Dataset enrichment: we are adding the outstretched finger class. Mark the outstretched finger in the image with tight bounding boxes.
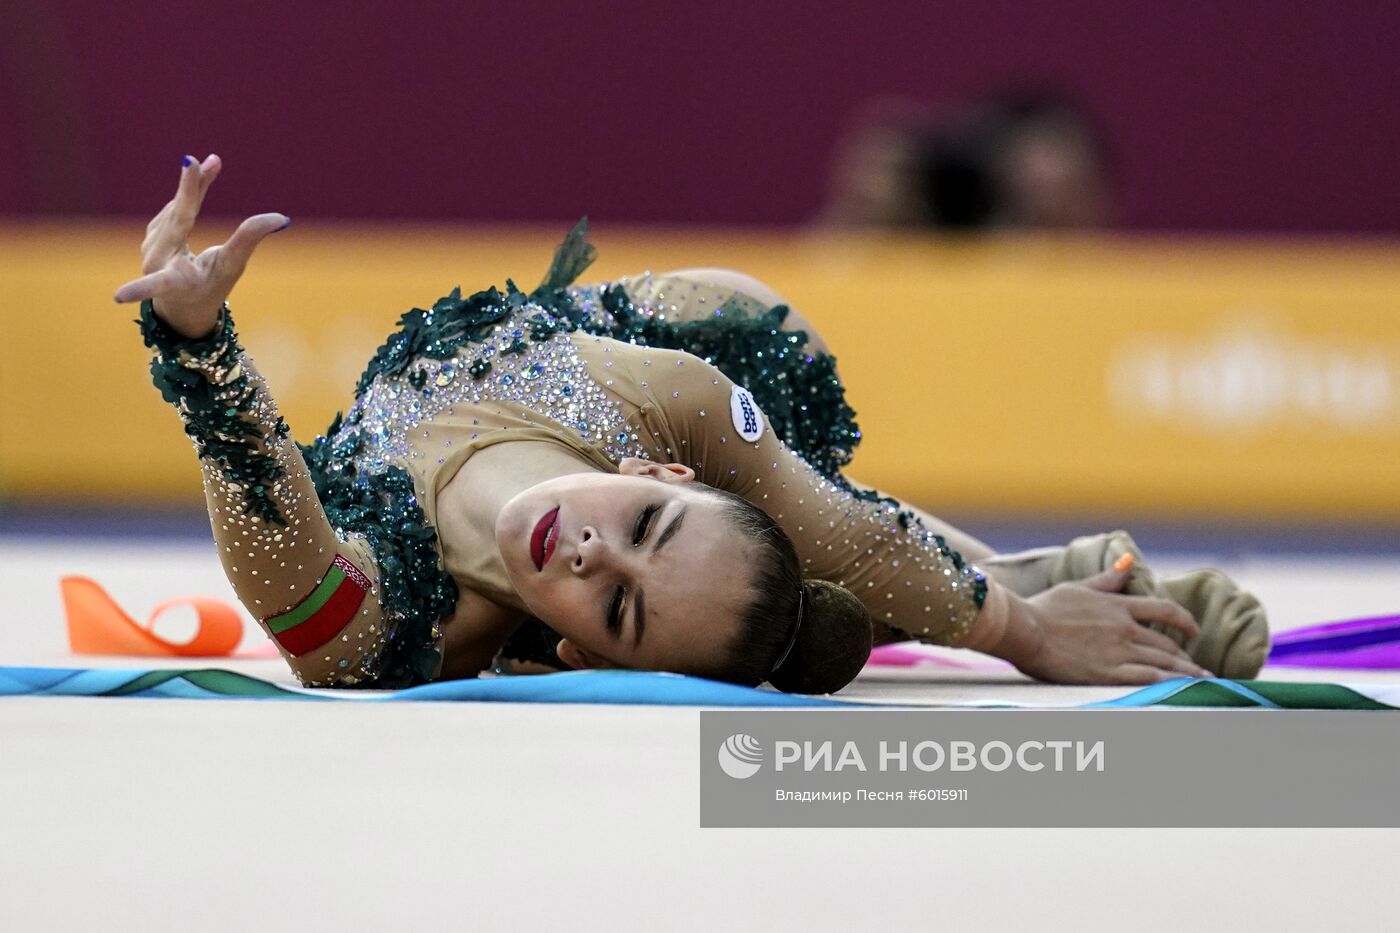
[142,155,220,259]
[144,158,201,262]
[114,267,183,304]
[1124,595,1201,641]
[1134,645,1210,679]
[195,153,223,197]
[154,155,220,257]
[1109,663,1184,686]
[214,212,290,280]
[1133,624,1197,659]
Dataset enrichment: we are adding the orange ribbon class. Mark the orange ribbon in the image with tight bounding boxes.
[61,576,246,657]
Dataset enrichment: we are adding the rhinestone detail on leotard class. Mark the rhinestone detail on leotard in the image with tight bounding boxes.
[336,314,648,472]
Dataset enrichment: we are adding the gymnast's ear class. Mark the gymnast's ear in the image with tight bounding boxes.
[618,458,695,483]
[555,638,617,671]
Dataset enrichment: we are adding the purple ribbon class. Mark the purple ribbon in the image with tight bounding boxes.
[1268,613,1400,669]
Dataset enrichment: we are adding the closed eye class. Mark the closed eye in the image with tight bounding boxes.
[610,504,662,639]
[632,504,660,546]
[606,585,625,635]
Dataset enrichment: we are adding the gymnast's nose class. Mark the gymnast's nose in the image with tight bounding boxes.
[571,525,613,576]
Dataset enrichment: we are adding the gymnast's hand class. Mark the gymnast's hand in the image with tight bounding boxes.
[1002,566,1210,685]
[113,154,289,339]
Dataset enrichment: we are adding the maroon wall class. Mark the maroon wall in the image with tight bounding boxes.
[2,0,1397,232]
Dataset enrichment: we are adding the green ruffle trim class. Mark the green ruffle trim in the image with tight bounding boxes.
[298,443,456,688]
[138,300,290,526]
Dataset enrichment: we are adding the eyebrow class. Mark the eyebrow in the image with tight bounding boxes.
[631,506,683,647]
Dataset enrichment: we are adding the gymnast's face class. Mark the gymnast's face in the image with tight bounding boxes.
[496,459,752,675]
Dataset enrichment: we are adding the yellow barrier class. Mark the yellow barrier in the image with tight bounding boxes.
[3,222,1398,521]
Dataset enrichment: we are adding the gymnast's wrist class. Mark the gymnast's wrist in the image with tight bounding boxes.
[139,299,231,356]
[960,583,1043,665]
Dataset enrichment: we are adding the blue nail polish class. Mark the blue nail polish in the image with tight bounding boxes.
[182,155,193,168]
[275,217,292,232]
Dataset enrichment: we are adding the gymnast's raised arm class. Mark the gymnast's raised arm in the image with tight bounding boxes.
[114,155,396,687]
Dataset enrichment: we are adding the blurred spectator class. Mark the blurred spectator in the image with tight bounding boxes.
[822,90,1114,231]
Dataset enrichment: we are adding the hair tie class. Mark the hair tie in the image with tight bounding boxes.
[769,585,805,675]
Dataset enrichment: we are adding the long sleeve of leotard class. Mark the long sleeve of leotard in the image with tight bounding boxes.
[138,302,395,687]
[635,349,990,646]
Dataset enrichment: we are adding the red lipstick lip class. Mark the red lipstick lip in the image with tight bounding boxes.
[530,507,560,572]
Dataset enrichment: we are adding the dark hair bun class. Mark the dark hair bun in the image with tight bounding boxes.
[768,580,873,695]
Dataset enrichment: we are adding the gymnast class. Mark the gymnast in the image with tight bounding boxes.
[114,155,1269,693]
